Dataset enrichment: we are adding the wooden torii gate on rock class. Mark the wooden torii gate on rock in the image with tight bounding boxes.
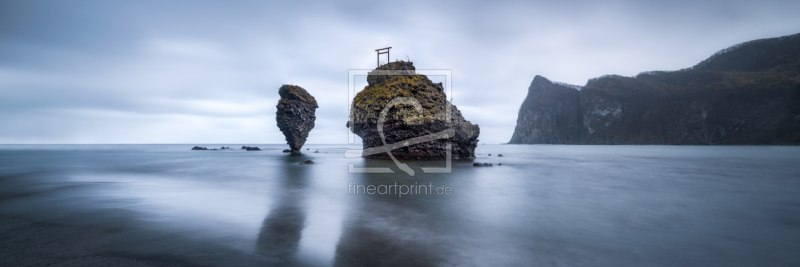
[375,47,391,67]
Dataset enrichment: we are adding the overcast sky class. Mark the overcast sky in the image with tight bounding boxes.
[1,0,799,144]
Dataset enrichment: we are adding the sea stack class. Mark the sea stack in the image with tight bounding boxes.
[348,61,480,160]
[276,85,318,154]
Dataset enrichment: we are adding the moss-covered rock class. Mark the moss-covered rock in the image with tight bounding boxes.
[348,61,480,159]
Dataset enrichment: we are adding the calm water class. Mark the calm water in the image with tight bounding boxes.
[1,144,799,266]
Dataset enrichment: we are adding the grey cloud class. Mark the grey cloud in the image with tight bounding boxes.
[1,0,799,144]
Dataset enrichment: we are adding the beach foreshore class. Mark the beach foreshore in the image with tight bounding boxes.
[0,212,273,267]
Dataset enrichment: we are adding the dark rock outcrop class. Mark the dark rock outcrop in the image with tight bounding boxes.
[276,85,318,154]
[348,61,480,159]
[191,146,209,150]
[473,162,492,167]
[245,146,261,151]
[510,33,800,145]
[299,160,314,165]
[509,76,581,144]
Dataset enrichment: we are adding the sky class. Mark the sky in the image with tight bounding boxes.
[1,0,799,144]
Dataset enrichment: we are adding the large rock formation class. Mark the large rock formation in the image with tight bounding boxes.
[276,85,318,154]
[510,33,800,145]
[348,61,480,159]
[509,76,581,144]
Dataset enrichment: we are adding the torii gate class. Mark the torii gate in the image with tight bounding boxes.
[375,47,391,67]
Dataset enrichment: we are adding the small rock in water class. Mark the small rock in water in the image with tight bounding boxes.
[313,150,319,153]
[246,146,261,151]
[498,163,502,166]
[488,154,491,156]
[241,146,247,149]
[307,148,310,150]
[472,162,492,167]
[299,160,314,165]
[282,149,291,153]
[191,146,208,150]
[498,154,503,157]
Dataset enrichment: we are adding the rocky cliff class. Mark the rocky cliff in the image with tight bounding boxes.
[348,61,480,159]
[510,33,800,145]
[276,85,318,154]
[509,76,581,144]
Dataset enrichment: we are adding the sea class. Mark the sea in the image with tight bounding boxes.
[1,144,799,266]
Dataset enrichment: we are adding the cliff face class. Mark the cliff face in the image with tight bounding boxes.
[276,85,318,154]
[510,33,800,145]
[508,76,581,144]
[348,61,480,159]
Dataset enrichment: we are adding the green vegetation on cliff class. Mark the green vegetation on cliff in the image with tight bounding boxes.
[352,61,452,125]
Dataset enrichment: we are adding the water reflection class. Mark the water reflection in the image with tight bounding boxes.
[3,145,798,266]
[333,159,456,267]
[256,155,310,264]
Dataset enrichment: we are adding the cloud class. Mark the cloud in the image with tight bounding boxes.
[1,0,799,144]
[146,39,232,59]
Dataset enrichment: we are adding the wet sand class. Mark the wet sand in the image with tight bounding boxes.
[0,212,277,267]
[0,172,276,267]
